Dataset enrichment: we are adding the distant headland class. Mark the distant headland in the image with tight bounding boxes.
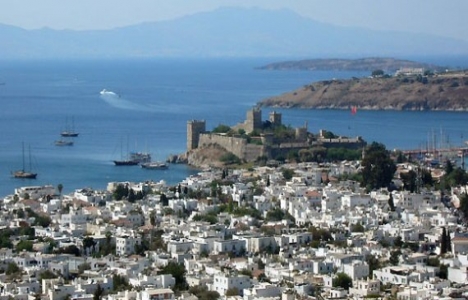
[257,59,468,111]
[256,57,446,72]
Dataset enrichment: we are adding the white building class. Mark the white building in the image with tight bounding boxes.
[141,288,175,300]
[373,266,418,285]
[342,260,369,280]
[167,240,193,254]
[15,185,55,200]
[61,207,88,226]
[116,235,142,256]
[341,193,370,209]
[349,279,380,298]
[243,283,282,300]
[213,239,246,255]
[128,274,175,289]
[211,273,251,296]
[73,188,111,205]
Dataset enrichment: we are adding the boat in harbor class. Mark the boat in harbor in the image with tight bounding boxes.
[130,152,151,164]
[113,152,151,166]
[141,161,169,170]
[13,143,37,179]
[100,89,120,97]
[113,159,139,166]
[60,116,79,137]
[55,139,74,146]
[61,130,79,137]
[113,137,139,166]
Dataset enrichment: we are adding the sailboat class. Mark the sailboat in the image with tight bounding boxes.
[129,140,151,164]
[13,143,37,179]
[141,161,169,170]
[61,116,79,137]
[55,139,74,146]
[113,137,138,166]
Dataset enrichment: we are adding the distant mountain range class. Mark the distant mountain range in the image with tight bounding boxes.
[1,7,468,59]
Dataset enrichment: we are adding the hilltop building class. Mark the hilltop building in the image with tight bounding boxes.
[395,67,425,76]
[186,108,366,163]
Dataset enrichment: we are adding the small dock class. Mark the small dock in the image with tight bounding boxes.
[402,147,468,167]
[401,147,468,156]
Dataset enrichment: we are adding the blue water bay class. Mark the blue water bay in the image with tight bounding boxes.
[0,58,466,197]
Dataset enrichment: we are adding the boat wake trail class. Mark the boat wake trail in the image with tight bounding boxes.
[99,89,153,112]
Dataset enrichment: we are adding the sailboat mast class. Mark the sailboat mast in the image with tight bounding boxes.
[28,145,32,172]
[22,142,26,172]
[127,135,130,160]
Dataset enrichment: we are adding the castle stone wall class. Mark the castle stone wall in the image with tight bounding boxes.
[318,138,366,150]
[199,134,247,159]
[243,144,264,162]
[198,133,264,161]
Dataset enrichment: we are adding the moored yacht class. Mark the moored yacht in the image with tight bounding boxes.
[141,161,168,170]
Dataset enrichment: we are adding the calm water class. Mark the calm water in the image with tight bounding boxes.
[0,58,467,197]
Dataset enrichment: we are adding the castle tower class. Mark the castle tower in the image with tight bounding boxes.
[245,108,262,133]
[295,127,308,141]
[187,120,206,151]
[269,111,282,127]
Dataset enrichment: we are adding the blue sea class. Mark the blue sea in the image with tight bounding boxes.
[0,57,467,197]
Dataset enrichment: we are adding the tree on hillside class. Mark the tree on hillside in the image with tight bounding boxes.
[420,168,434,187]
[371,69,385,77]
[360,142,396,191]
[447,168,468,187]
[189,286,220,300]
[447,229,452,252]
[57,183,63,196]
[400,170,417,192]
[458,193,468,218]
[282,168,294,180]
[158,261,187,291]
[366,254,381,277]
[113,184,128,200]
[445,160,454,174]
[160,193,168,206]
[441,227,448,255]
[333,273,352,290]
[388,193,395,211]
[389,249,401,266]
[93,284,104,300]
[212,124,231,133]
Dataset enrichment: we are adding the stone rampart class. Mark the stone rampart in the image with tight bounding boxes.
[196,133,366,162]
[198,133,264,161]
[318,138,366,150]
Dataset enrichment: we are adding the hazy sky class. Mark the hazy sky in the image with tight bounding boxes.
[2,0,467,41]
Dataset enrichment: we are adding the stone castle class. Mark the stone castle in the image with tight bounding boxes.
[187,108,366,162]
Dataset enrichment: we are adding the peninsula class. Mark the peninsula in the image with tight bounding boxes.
[258,70,468,111]
[257,57,445,72]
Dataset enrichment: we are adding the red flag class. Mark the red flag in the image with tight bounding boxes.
[351,106,357,115]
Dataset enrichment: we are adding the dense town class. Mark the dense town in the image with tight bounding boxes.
[1,141,468,300]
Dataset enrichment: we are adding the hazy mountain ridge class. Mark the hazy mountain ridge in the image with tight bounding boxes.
[257,57,446,72]
[258,73,468,111]
[1,7,468,59]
